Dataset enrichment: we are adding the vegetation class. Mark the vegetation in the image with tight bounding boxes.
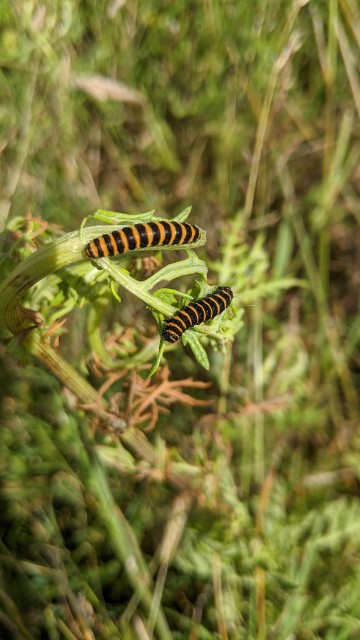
[0,1,359,638]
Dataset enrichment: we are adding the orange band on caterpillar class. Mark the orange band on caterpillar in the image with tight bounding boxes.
[85,221,201,258]
[162,286,233,343]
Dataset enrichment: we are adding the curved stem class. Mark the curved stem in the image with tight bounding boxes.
[0,223,207,435]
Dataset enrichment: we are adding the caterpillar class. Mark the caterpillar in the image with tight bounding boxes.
[162,286,234,343]
[85,221,201,258]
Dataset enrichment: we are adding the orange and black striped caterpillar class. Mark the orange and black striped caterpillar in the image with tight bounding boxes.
[162,286,234,343]
[85,221,201,258]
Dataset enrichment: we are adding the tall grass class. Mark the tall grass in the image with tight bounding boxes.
[0,1,359,638]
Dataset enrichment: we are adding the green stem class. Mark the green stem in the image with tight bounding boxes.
[100,253,208,315]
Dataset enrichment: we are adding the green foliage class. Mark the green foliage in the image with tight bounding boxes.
[1,0,360,639]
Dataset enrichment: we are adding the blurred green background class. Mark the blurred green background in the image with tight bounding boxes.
[0,1,360,639]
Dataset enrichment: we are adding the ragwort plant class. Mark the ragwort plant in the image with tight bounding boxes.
[0,206,298,428]
[0,206,297,639]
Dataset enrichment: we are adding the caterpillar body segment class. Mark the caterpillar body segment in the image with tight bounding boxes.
[162,286,234,343]
[85,221,201,258]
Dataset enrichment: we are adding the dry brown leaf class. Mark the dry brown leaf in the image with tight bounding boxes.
[73,74,144,105]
